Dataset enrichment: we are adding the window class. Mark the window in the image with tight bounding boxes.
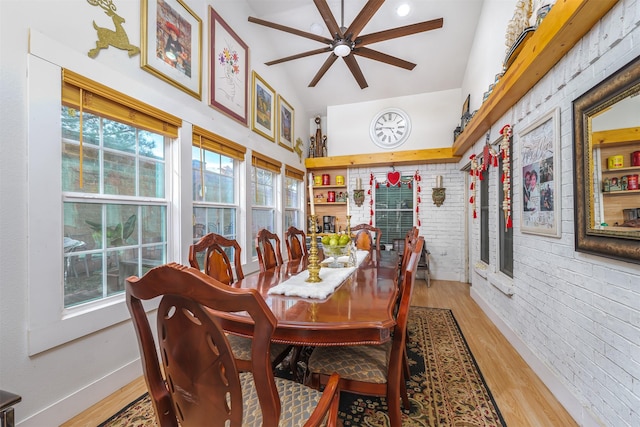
[27,62,181,354]
[284,166,304,230]
[480,167,489,264]
[374,177,414,246]
[62,108,168,308]
[251,152,281,256]
[499,146,513,277]
[191,126,245,267]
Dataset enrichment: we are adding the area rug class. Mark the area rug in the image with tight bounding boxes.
[99,307,506,426]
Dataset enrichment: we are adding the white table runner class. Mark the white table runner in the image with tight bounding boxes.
[267,250,370,299]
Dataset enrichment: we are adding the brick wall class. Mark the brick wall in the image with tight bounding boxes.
[347,164,466,282]
[467,1,640,425]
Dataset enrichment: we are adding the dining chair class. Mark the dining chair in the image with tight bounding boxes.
[189,232,244,284]
[256,228,284,272]
[307,237,424,427]
[189,232,290,372]
[126,263,341,427]
[285,226,308,261]
[350,223,382,252]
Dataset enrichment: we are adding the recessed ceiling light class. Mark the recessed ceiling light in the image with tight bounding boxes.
[310,22,323,35]
[396,3,410,17]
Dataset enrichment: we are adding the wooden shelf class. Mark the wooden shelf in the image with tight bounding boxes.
[305,147,459,169]
[452,0,618,156]
[310,202,347,205]
[313,185,347,189]
[603,189,640,196]
[592,127,640,146]
[604,166,640,173]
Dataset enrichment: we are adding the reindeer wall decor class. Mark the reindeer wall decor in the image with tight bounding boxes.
[87,0,139,58]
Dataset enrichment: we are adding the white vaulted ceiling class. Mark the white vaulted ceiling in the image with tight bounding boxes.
[245,0,485,115]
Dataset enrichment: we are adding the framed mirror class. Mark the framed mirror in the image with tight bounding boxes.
[573,54,640,264]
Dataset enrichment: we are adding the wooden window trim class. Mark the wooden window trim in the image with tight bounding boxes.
[192,125,246,161]
[252,151,281,173]
[285,165,304,181]
[62,69,181,138]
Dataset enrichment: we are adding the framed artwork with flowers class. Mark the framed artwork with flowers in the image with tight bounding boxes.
[141,0,202,99]
[209,6,249,125]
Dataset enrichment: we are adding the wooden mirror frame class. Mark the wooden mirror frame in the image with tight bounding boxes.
[573,54,640,264]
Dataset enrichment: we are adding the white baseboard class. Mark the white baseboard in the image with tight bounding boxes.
[470,287,602,427]
[18,359,142,427]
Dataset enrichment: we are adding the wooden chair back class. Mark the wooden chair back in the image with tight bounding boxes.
[285,226,308,261]
[126,263,279,426]
[399,228,420,281]
[127,263,340,427]
[306,237,423,426]
[188,233,244,284]
[351,223,382,252]
[256,229,283,272]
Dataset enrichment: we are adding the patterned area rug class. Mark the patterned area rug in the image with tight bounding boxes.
[99,307,506,426]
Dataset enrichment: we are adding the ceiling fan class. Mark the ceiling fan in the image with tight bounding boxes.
[248,0,443,89]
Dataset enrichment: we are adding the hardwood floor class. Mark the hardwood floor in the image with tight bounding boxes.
[62,279,577,426]
[412,280,577,427]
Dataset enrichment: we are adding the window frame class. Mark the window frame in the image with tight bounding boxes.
[27,56,181,355]
[480,165,490,264]
[498,142,514,277]
[284,165,305,232]
[373,174,415,246]
[191,131,242,269]
[250,151,282,258]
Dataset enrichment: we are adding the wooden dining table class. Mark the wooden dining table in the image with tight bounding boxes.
[217,250,400,347]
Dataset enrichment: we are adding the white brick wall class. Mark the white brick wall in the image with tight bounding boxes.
[347,164,466,282]
[466,1,640,425]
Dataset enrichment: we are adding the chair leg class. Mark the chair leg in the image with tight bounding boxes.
[387,386,403,427]
[403,348,410,380]
[400,376,410,411]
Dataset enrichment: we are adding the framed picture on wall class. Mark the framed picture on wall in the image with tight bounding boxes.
[277,95,294,151]
[460,94,471,130]
[251,71,276,142]
[141,0,202,99]
[209,6,249,125]
[518,108,561,237]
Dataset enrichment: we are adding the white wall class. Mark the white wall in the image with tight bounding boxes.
[462,1,640,426]
[460,0,518,114]
[0,0,305,424]
[326,89,461,156]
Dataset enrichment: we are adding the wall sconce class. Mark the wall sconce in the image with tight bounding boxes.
[353,177,364,207]
[432,175,446,207]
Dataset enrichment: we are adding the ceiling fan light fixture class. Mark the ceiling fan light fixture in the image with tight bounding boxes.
[333,40,352,57]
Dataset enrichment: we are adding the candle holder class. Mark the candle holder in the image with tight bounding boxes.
[306,215,322,283]
[353,189,365,207]
[346,215,356,267]
[432,187,446,207]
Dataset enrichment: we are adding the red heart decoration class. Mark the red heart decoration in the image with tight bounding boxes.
[387,171,400,186]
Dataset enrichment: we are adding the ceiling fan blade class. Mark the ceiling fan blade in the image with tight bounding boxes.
[343,55,368,89]
[248,16,332,44]
[357,18,444,45]
[344,0,385,39]
[313,0,342,38]
[354,47,416,70]
[309,54,339,87]
[265,47,332,66]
